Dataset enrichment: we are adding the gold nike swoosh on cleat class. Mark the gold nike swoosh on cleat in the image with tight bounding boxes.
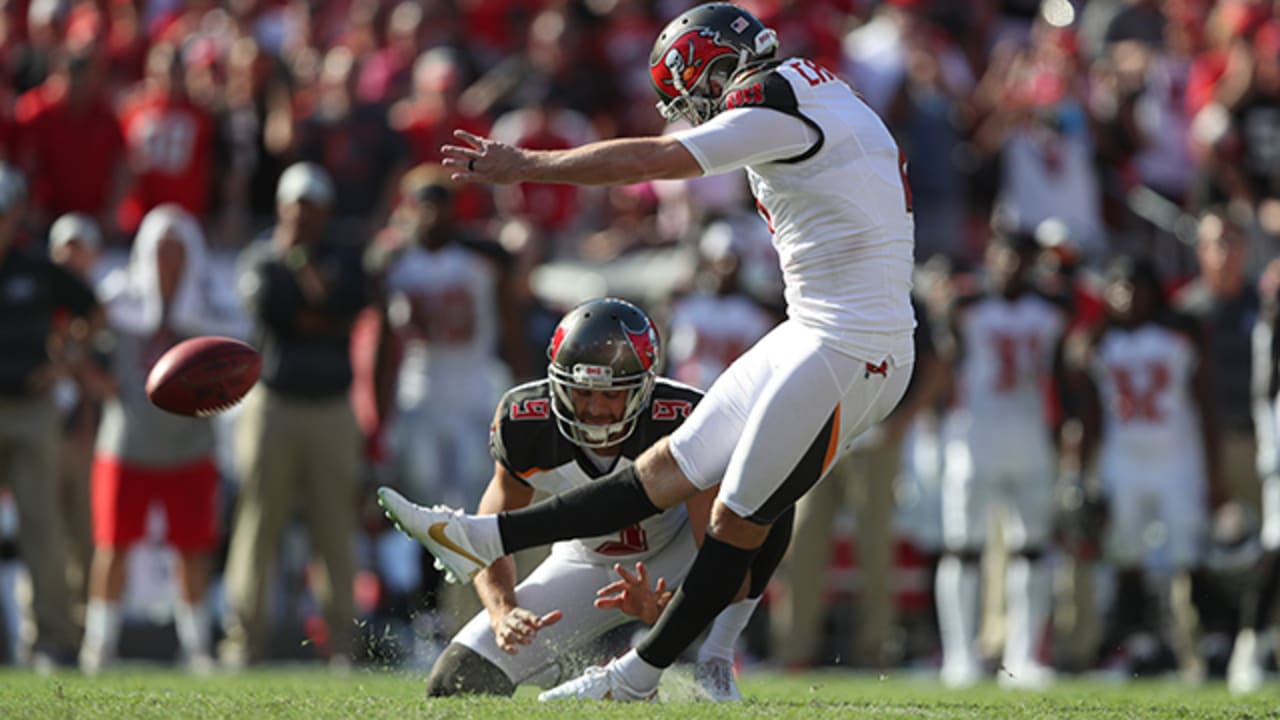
[426,522,487,569]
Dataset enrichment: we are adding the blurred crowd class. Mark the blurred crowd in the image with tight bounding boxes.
[1,0,1280,688]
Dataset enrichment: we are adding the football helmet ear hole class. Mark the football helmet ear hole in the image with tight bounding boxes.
[546,298,661,449]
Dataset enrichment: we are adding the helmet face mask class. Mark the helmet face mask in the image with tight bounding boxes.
[649,3,778,126]
[547,298,660,449]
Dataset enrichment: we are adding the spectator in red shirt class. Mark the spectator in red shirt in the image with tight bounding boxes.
[390,48,491,224]
[116,42,217,235]
[14,48,126,235]
[356,0,424,105]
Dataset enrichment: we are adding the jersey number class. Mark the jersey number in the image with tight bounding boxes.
[652,399,693,420]
[134,113,196,174]
[1111,363,1170,422]
[792,59,837,87]
[417,286,476,343]
[510,398,550,420]
[594,525,649,556]
[992,332,1042,392]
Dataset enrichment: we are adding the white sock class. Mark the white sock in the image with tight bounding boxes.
[697,596,759,663]
[83,599,121,658]
[1003,556,1049,670]
[614,648,663,692]
[467,515,505,562]
[936,555,979,668]
[1231,628,1260,670]
[174,600,211,657]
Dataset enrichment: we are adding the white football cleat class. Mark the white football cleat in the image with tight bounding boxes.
[376,487,491,583]
[940,656,983,689]
[694,658,742,701]
[1228,629,1265,695]
[78,644,112,676]
[997,661,1055,690]
[538,661,658,702]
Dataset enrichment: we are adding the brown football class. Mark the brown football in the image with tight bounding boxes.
[145,337,261,417]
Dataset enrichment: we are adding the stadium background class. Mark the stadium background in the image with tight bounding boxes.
[0,0,1279,690]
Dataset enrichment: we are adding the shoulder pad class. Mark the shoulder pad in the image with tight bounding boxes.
[491,380,575,483]
[649,379,703,423]
[721,61,797,115]
[612,379,704,458]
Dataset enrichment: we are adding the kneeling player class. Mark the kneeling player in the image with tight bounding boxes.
[395,298,790,700]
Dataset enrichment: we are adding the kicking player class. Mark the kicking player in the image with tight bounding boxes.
[380,2,914,701]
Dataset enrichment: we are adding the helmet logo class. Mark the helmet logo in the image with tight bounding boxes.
[653,28,738,95]
[731,17,749,33]
[549,325,567,360]
[572,364,613,386]
[623,321,658,371]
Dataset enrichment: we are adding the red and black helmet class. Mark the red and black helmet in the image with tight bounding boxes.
[649,3,779,126]
[547,297,661,448]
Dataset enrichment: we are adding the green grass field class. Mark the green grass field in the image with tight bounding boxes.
[2,667,1278,719]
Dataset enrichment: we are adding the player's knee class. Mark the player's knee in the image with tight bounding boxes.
[709,501,770,550]
[635,437,699,509]
[426,643,515,697]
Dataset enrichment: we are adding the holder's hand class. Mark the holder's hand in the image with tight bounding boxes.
[491,607,562,655]
[594,562,673,626]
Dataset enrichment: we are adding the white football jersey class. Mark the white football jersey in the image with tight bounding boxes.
[385,242,502,409]
[667,292,775,390]
[953,291,1067,431]
[673,57,915,364]
[1091,321,1203,461]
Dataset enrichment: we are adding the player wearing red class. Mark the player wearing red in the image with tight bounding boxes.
[14,49,124,228]
[116,43,216,234]
[78,205,244,674]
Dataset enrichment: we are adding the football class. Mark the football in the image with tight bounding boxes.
[146,337,262,417]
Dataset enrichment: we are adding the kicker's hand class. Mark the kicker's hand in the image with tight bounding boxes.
[491,607,562,655]
[441,130,526,184]
[594,562,673,626]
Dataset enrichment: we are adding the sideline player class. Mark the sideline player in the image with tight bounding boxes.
[417,297,789,700]
[1076,257,1221,683]
[935,232,1067,688]
[379,2,915,701]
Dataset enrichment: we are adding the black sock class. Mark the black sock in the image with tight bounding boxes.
[496,465,660,555]
[636,534,759,668]
[1246,550,1280,632]
[1098,568,1146,661]
[747,506,793,597]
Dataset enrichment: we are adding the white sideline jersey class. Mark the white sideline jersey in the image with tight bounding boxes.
[672,57,916,364]
[667,293,775,390]
[1091,322,1203,463]
[953,291,1067,429]
[385,242,502,409]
